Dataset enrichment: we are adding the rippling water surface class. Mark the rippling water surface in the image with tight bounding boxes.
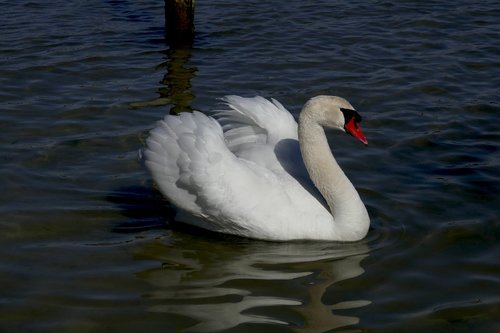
[1,1,499,332]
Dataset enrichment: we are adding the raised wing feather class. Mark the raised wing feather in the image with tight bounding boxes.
[214,95,298,153]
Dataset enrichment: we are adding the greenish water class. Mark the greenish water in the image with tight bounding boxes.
[1,0,499,332]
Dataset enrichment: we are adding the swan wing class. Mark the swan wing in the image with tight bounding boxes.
[214,95,324,204]
[145,111,327,239]
[214,95,298,154]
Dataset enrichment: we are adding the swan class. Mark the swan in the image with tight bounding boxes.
[144,95,370,241]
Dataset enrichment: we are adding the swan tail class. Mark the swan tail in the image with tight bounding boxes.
[213,95,298,152]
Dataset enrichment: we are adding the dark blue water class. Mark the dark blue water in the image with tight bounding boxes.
[1,1,499,332]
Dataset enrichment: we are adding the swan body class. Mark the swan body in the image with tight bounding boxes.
[145,95,370,241]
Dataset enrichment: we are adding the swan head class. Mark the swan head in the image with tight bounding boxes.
[302,95,368,145]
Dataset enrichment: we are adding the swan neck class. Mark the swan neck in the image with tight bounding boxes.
[298,107,369,240]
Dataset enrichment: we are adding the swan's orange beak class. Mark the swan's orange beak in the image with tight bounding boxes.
[345,118,368,145]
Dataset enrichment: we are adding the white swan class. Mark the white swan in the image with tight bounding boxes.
[144,95,370,241]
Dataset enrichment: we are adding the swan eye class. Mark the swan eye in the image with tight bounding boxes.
[340,108,362,125]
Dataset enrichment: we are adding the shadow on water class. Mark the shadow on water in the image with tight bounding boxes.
[107,185,173,233]
[108,184,247,240]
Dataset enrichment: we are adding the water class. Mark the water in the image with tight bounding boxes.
[1,0,499,332]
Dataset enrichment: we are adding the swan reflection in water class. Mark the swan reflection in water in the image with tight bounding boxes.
[134,233,370,332]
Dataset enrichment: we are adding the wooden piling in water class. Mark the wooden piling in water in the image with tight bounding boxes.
[165,0,195,45]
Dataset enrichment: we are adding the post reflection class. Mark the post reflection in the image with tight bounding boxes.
[157,47,196,114]
[129,46,195,114]
[134,235,371,332]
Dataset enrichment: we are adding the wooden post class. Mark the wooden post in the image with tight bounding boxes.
[129,1,195,111]
[165,0,195,46]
